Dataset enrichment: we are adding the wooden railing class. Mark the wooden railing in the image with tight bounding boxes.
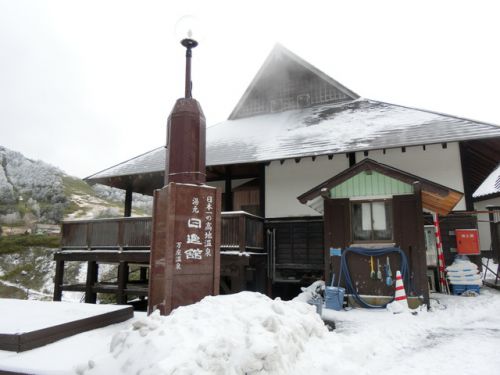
[60,211,264,252]
[220,211,264,251]
[61,217,152,249]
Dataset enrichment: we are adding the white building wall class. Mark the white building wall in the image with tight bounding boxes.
[474,197,500,252]
[356,142,466,210]
[265,155,349,218]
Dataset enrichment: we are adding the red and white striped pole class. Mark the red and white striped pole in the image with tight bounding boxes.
[432,212,449,294]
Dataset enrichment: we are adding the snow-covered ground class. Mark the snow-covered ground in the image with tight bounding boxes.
[1,289,500,374]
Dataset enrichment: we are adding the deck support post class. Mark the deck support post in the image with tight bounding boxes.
[117,261,129,304]
[85,261,98,303]
[140,267,148,282]
[53,260,64,301]
[238,214,246,253]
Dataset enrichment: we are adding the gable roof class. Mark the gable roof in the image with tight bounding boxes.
[297,158,463,216]
[473,163,500,200]
[229,44,359,119]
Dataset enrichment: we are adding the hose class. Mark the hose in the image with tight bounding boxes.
[338,246,411,308]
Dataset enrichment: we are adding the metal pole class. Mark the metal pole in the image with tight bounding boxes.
[185,47,192,98]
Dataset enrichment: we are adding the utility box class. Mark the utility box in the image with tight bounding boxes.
[455,229,480,255]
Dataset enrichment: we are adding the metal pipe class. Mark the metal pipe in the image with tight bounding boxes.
[180,38,198,98]
[185,47,192,98]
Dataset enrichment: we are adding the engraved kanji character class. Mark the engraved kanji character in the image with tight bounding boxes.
[186,233,202,245]
[188,218,202,229]
[184,248,203,260]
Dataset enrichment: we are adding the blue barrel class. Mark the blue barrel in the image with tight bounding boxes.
[325,286,345,311]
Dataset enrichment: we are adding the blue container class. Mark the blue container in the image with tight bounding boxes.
[451,284,480,295]
[324,286,345,311]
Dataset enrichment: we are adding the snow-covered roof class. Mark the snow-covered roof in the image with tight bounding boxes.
[86,99,500,181]
[85,44,500,184]
[87,146,165,180]
[473,163,500,199]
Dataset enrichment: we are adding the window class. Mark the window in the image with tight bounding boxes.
[351,200,393,242]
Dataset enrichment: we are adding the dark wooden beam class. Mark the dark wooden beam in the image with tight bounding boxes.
[224,166,233,212]
[414,182,430,308]
[348,152,356,167]
[259,163,266,218]
[124,187,132,217]
[53,260,64,301]
[85,261,98,304]
[117,262,129,304]
[459,142,475,211]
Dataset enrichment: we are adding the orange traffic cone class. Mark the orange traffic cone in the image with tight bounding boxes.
[394,270,409,309]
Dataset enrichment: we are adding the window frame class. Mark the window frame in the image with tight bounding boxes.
[350,199,394,243]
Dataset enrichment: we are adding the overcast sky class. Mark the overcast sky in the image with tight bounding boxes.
[1,0,499,178]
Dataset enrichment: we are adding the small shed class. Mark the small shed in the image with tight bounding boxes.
[298,159,463,306]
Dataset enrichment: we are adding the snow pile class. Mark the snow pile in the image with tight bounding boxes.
[2,289,500,374]
[294,289,500,375]
[293,280,325,303]
[80,292,327,375]
[446,256,482,286]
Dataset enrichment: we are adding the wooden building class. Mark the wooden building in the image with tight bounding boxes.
[473,164,500,288]
[54,44,500,306]
[473,164,500,253]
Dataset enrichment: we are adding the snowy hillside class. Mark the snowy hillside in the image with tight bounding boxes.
[0,145,152,225]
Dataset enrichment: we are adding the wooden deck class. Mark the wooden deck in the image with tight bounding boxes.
[53,211,265,305]
[0,300,132,352]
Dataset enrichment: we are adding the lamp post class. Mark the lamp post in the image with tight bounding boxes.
[148,26,221,316]
[181,33,198,99]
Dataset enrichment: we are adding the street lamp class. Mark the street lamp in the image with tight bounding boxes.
[181,32,198,99]
[175,15,201,99]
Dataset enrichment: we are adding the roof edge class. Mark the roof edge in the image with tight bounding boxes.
[84,146,165,181]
